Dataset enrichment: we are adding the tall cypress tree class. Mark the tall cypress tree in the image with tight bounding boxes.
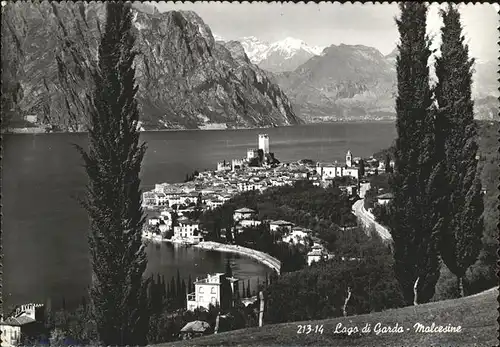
[391,2,441,305]
[225,258,233,278]
[75,2,149,345]
[434,4,484,297]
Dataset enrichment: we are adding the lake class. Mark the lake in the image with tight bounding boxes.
[2,122,396,312]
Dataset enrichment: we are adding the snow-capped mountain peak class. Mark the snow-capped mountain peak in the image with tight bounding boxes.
[269,37,324,58]
[238,36,326,71]
[239,36,271,64]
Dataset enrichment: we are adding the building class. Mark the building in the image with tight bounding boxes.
[231,159,244,171]
[377,193,394,205]
[269,220,294,232]
[247,148,258,161]
[23,115,37,123]
[187,273,238,311]
[217,161,231,171]
[282,227,310,245]
[346,150,353,167]
[359,182,371,198]
[233,207,255,222]
[240,219,262,228]
[258,134,270,154]
[179,320,211,340]
[172,218,203,244]
[343,167,359,179]
[1,304,45,347]
[307,245,328,266]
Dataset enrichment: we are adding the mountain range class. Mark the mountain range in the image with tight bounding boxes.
[237,36,325,73]
[1,2,300,131]
[2,3,496,132]
[238,36,498,122]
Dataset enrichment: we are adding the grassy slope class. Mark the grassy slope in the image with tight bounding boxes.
[156,288,498,347]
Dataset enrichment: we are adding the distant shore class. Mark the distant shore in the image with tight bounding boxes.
[194,241,281,273]
[2,120,401,135]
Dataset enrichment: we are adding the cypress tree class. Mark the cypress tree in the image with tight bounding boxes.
[359,159,365,177]
[384,154,392,173]
[170,276,176,302]
[176,270,182,306]
[161,275,167,301]
[246,279,251,298]
[181,280,187,308]
[225,259,233,278]
[188,274,193,293]
[75,2,149,345]
[391,2,441,305]
[434,4,484,297]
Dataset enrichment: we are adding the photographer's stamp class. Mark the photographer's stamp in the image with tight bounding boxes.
[1,2,497,347]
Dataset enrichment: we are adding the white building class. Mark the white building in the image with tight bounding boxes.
[258,134,270,154]
[172,218,203,244]
[359,182,371,198]
[346,150,353,167]
[269,220,294,232]
[233,208,255,222]
[240,219,262,228]
[187,273,238,311]
[307,245,328,266]
[377,193,394,205]
[24,115,37,123]
[282,227,310,245]
[1,304,44,347]
[231,159,244,171]
[247,148,258,161]
[217,161,231,171]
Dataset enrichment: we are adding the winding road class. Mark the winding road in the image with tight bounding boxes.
[352,199,392,242]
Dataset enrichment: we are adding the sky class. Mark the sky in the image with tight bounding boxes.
[151,2,498,63]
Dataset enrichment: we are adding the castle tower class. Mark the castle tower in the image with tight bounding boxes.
[258,134,269,154]
[346,150,352,167]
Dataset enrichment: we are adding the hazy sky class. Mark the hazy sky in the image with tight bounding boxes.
[152,2,498,63]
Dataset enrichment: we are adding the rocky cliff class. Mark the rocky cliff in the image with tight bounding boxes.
[1,2,300,131]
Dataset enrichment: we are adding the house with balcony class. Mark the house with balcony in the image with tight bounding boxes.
[187,273,238,311]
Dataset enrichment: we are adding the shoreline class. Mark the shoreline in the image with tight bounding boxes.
[194,241,281,273]
[2,120,400,135]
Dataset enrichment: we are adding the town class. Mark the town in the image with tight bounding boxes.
[138,134,394,310]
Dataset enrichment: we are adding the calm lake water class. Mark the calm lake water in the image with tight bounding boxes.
[2,122,396,312]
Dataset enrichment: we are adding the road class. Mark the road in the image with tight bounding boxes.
[352,199,392,242]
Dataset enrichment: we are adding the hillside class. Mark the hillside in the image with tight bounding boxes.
[1,2,300,131]
[158,287,498,347]
[272,44,397,123]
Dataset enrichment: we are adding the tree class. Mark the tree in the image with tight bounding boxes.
[188,275,193,294]
[384,154,392,173]
[246,279,251,298]
[358,159,365,177]
[390,2,441,306]
[75,3,150,345]
[225,259,233,278]
[434,4,484,297]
